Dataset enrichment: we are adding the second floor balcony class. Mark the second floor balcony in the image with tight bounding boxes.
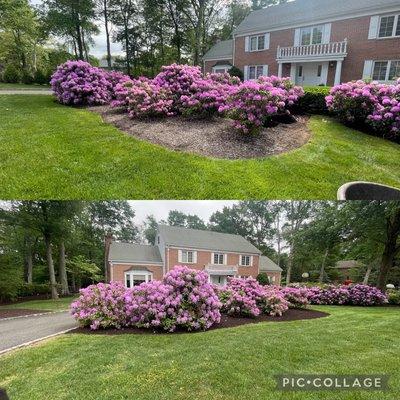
[205,264,238,275]
[277,39,348,62]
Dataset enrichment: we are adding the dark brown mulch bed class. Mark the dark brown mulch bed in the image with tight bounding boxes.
[89,105,311,160]
[0,309,50,319]
[72,308,328,336]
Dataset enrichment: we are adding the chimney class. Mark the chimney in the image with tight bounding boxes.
[104,233,114,282]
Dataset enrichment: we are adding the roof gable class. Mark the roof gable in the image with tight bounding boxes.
[109,242,162,264]
[259,256,282,272]
[203,40,233,60]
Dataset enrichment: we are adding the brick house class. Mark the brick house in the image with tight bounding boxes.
[203,0,400,86]
[106,225,282,287]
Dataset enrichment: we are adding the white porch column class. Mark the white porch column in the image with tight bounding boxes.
[334,60,343,86]
[290,63,296,83]
[278,62,283,78]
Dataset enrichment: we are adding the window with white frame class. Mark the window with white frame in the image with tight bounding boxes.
[214,68,227,74]
[300,25,324,45]
[213,253,225,265]
[125,270,153,288]
[181,250,195,263]
[250,34,266,51]
[378,14,400,38]
[373,60,400,81]
[240,255,251,266]
[248,65,264,80]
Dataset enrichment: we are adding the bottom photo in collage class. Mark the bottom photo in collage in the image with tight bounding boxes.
[0,200,399,399]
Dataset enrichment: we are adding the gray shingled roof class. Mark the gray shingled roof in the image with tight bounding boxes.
[235,0,400,35]
[109,242,162,264]
[203,40,233,60]
[259,256,282,272]
[158,225,261,254]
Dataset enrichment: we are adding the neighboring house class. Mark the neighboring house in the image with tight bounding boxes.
[334,260,362,281]
[106,225,282,286]
[203,0,400,86]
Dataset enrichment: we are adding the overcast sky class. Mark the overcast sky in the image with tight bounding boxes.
[129,201,237,225]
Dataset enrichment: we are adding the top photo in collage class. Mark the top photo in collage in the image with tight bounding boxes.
[0,0,400,200]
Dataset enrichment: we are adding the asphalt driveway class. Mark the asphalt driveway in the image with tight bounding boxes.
[0,312,77,354]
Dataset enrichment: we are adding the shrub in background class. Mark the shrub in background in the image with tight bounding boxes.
[106,70,131,100]
[347,284,388,306]
[17,283,55,297]
[228,66,244,81]
[387,289,400,305]
[34,69,49,85]
[70,282,128,330]
[259,288,289,316]
[50,60,112,105]
[2,64,21,83]
[256,272,270,286]
[296,86,330,114]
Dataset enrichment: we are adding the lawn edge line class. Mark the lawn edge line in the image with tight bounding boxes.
[0,310,69,321]
[0,327,76,356]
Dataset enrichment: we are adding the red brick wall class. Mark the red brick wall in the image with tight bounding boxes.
[111,264,163,283]
[167,248,260,278]
[233,15,400,83]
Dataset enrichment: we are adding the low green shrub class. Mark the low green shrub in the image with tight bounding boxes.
[228,66,244,81]
[2,64,21,83]
[296,86,330,114]
[387,289,400,305]
[256,272,270,286]
[34,69,49,85]
[21,71,35,84]
[17,283,54,297]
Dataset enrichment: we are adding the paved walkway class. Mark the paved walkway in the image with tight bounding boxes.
[0,311,77,354]
[0,90,52,95]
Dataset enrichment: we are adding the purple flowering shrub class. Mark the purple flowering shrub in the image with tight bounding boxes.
[106,70,131,101]
[70,282,128,330]
[306,284,387,306]
[219,76,304,135]
[51,60,112,105]
[259,288,289,317]
[326,79,400,140]
[205,72,241,86]
[280,286,309,309]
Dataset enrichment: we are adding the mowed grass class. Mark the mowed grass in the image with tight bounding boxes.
[0,296,76,311]
[0,306,399,400]
[1,95,400,199]
[0,83,50,90]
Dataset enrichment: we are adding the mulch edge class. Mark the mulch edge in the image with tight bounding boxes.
[71,308,329,336]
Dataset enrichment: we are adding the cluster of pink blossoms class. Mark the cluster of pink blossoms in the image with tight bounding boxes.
[280,286,309,309]
[326,79,400,140]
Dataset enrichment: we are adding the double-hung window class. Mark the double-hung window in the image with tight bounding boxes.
[125,271,152,288]
[300,25,324,45]
[248,65,264,80]
[213,253,225,265]
[250,34,266,51]
[373,60,400,81]
[181,250,195,263]
[378,14,400,38]
[240,255,251,266]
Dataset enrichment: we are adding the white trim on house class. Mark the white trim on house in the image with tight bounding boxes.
[244,64,268,80]
[377,13,400,38]
[211,252,227,265]
[124,270,153,287]
[167,245,260,255]
[246,33,270,52]
[178,249,197,264]
[239,254,253,267]
[212,65,231,74]
[371,59,400,82]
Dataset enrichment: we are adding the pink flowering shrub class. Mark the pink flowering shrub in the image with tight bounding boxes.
[126,79,174,119]
[219,76,304,135]
[51,60,112,105]
[347,284,388,306]
[70,282,128,330]
[326,79,400,140]
[205,72,241,86]
[280,286,309,308]
[126,266,221,332]
[106,70,131,101]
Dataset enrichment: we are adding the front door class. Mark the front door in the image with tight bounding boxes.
[296,63,326,86]
[210,275,228,286]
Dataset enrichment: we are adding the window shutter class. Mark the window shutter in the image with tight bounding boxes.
[193,251,197,264]
[294,28,301,46]
[250,256,253,266]
[263,65,269,76]
[368,16,379,39]
[211,253,214,264]
[323,23,331,44]
[178,250,182,263]
[363,60,374,79]
[224,254,227,265]
[264,33,270,49]
[244,65,248,80]
[245,36,250,52]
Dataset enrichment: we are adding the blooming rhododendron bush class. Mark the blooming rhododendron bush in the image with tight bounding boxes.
[280,286,309,309]
[125,266,221,332]
[326,79,400,140]
[70,282,128,330]
[51,60,113,105]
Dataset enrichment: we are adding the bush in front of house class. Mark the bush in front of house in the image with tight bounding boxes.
[50,60,112,105]
[70,281,128,330]
[106,70,131,100]
[2,64,21,83]
[280,286,309,309]
[347,284,388,306]
[259,288,289,316]
[326,79,400,140]
[296,86,330,114]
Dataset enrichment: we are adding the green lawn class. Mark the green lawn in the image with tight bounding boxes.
[0,83,50,90]
[1,95,400,199]
[0,296,76,311]
[0,306,399,399]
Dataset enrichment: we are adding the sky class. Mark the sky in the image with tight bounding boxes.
[128,201,237,225]
[31,0,123,58]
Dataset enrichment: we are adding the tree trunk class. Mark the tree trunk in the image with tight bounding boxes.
[103,0,112,68]
[71,273,77,293]
[377,207,400,290]
[23,235,33,284]
[275,215,281,267]
[58,240,70,296]
[319,247,329,283]
[363,264,373,285]
[124,21,131,75]
[286,247,293,285]
[75,23,84,60]
[44,234,59,300]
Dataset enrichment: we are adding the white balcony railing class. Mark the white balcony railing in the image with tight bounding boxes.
[205,264,238,275]
[277,40,348,61]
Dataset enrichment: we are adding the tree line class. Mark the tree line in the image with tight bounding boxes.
[0,0,288,82]
[2,200,398,302]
